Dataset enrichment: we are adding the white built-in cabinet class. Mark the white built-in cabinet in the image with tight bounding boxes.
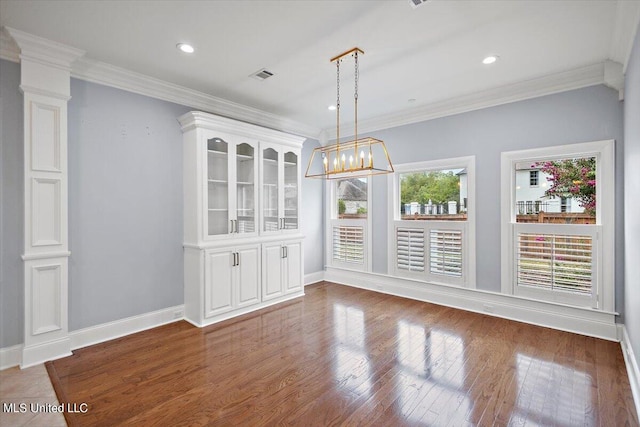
[180,111,306,327]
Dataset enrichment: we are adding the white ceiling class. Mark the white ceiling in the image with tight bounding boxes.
[0,1,636,138]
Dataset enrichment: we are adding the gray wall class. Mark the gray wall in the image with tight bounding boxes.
[624,28,640,372]
[68,79,189,330]
[363,85,625,314]
[0,59,24,348]
[301,139,325,277]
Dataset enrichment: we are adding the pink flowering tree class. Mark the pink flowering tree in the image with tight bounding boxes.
[534,157,596,216]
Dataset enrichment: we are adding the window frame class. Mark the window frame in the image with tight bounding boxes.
[388,156,476,288]
[500,140,615,312]
[326,177,372,272]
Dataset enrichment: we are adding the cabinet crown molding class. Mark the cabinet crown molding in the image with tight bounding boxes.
[179,111,306,149]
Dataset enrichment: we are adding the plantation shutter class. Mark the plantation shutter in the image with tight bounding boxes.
[429,229,463,277]
[397,227,425,272]
[516,232,593,295]
[333,225,364,264]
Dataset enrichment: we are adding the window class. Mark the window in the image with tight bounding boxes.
[389,156,476,287]
[399,168,467,219]
[529,170,539,187]
[501,140,614,310]
[329,177,370,271]
[336,178,368,219]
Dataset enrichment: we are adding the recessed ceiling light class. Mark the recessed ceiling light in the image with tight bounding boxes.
[177,43,195,54]
[482,55,498,65]
[328,105,337,111]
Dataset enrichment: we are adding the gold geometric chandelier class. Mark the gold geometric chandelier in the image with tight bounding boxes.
[305,47,394,179]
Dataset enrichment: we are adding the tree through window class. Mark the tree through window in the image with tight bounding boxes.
[399,169,467,220]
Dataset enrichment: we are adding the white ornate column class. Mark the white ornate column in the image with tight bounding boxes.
[5,28,85,367]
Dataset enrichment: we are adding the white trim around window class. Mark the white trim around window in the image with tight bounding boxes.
[387,156,476,288]
[500,139,615,312]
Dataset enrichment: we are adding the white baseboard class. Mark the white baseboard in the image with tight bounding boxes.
[0,344,22,370]
[184,291,304,328]
[621,325,640,419]
[21,338,72,369]
[1,305,185,370]
[69,305,184,351]
[325,267,619,341]
[304,271,325,286]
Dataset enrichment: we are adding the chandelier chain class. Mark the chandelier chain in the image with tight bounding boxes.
[336,59,340,109]
[354,52,359,101]
[354,51,359,153]
[336,59,340,152]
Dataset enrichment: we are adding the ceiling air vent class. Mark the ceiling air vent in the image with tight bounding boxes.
[250,68,274,81]
[408,0,428,8]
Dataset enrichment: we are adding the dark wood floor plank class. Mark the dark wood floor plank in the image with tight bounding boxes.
[45,281,639,426]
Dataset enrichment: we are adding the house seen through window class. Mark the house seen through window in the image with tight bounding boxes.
[337,178,367,219]
[515,157,596,223]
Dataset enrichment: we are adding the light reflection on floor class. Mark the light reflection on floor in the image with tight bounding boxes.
[396,321,470,424]
[332,303,372,397]
[514,353,593,427]
[327,297,611,426]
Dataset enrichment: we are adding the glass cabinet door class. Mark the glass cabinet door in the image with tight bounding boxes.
[262,148,279,232]
[236,143,255,234]
[283,151,298,230]
[207,137,229,236]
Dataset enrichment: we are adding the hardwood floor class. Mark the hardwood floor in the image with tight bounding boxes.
[47,282,638,426]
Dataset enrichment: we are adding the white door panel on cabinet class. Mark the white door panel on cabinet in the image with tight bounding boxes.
[205,250,233,317]
[237,246,260,307]
[262,243,283,300]
[285,242,302,293]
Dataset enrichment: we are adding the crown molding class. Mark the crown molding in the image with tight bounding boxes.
[71,57,321,139]
[3,26,85,70]
[604,60,625,100]
[324,62,606,140]
[610,0,640,73]
[0,28,20,63]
